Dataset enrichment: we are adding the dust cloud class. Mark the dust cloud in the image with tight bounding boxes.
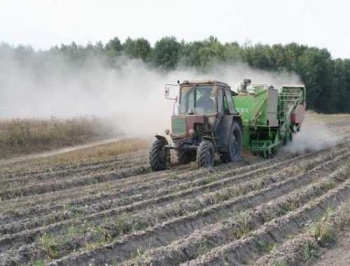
[282,115,340,154]
[0,50,302,138]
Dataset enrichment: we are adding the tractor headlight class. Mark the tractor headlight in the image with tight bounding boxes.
[188,129,195,136]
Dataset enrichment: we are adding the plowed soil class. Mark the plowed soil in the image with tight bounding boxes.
[311,228,350,266]
[1,114,350,266]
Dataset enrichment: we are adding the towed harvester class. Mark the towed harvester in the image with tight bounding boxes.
[235,84,306,158]
[149,80,306,171]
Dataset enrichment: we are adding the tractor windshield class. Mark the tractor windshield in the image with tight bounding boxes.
[179,86,216,115]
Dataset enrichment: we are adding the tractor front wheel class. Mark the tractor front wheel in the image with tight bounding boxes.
[149,139,170,171]
[197,141,215,168]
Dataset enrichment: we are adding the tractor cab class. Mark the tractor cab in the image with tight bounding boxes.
[150,80,243,171]
[179,85,216,115]
[177,80,238,115]
[169,80,239,136]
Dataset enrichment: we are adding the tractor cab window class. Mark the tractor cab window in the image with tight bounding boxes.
[224,89,237,114]
[223,94,229,113]
[179,86,216,115]
[218,87,236,114]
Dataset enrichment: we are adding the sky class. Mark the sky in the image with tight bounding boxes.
[0,0,349,59]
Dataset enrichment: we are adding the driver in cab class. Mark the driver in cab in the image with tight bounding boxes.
[196,88,215,113]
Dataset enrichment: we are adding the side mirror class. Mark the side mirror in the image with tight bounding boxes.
[165,84,179,100]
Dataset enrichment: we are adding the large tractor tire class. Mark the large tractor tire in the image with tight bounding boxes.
[149,139,170,171]
[177,149,196,165]
[220,121,243,163]
[196,140,215,168]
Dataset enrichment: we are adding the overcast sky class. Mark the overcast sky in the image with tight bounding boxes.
[0,0,349,59]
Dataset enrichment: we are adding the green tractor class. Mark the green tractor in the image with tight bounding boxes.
[149,80,306,171]
[150,80,243,171]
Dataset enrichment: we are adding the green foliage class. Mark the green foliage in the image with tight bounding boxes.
[105,37,122,51]
[230,212,253,238]
[303,242,316,259]
[39,233,60,259]
[153,36,181,69]
[123,37,151,61]
[312,208,337,246]
[271,261,288,266]
[201,175,217,185]
[180,36,225,69]
[256,241,275,253]
[3,36,350,114]
[32,260,46,266]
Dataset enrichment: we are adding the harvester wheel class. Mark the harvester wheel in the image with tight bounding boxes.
[220,121,243,163]
[149,139,170,171]
[262,151,268,159]
[197,141,215,168]
[177,149,196,165]
[271,147,278,157]
[283,132,293,145]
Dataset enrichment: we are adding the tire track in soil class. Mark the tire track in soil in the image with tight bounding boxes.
[0,115,345,179]
[0,123,348,196]
[0,122,349,265]
[0,151,147,180]
[0,162,192,213]
[255,206,350,266]
[0,149,148,182]
[121,165,349,266]
[0,146,347,264]
[0,127,348,204]
[0,141,342,214]
[42,149,350,266]
[0,145,345,235]
[0,155,149,188]
[0,148,301,217]
[186,179,350,266]
[0,164,151,200]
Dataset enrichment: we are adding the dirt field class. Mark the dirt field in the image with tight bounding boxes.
[310,227,350,266]
[1,114,350,266]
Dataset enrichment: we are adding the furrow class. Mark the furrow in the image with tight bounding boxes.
[0,144,340,224]
[0,151,147,180]
[122,164,349,266]
[44,150,350,265]
[0,165,150,200]
[186,178,350,266]
[1,146,344,236]
[0,156,149,189]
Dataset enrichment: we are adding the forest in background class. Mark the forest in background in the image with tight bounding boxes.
[1,36,350,114]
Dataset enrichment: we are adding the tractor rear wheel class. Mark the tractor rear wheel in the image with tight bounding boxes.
[177,149,196,165]
[197,141,215,168]
[149,139,170,171]
[220,121,243,163]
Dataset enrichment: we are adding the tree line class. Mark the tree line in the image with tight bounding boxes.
[1,36,350,113]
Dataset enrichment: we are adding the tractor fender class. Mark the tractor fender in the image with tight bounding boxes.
[233,116,243,132]
[155,135,169,145]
